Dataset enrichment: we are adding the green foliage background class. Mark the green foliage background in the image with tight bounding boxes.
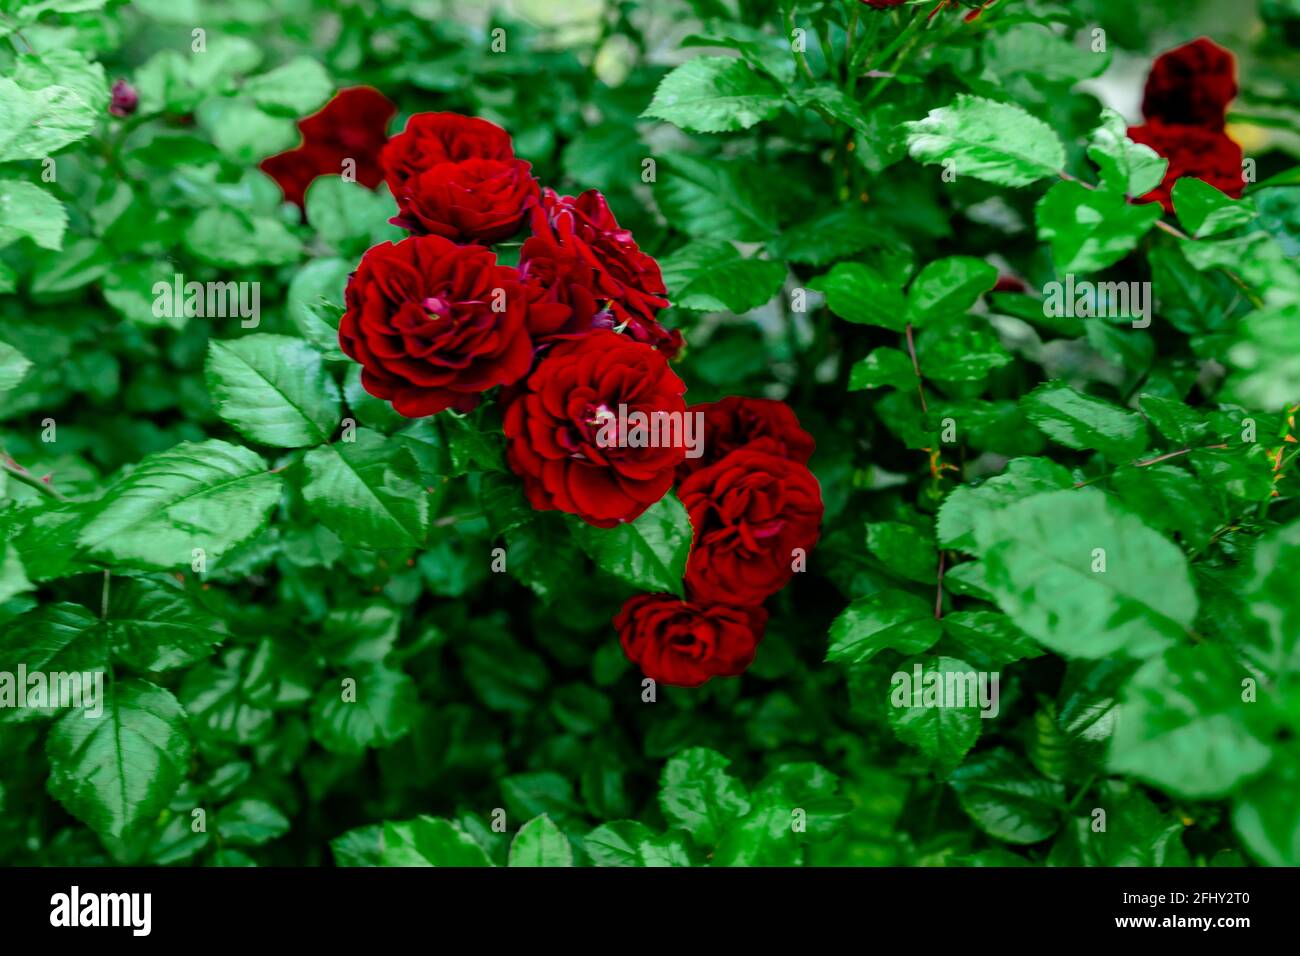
[1,0,1299,867]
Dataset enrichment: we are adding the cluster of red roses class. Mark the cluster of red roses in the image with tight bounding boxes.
[262,98,822,688]
[1127,37,1244,212]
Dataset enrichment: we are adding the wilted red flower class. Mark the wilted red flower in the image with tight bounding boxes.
[502,330,687,528]
[1142,37,1237,130]
[260,87,397,208]
[676,396,815,482]
[614,594,766,687]
[339,235,533,417]
[1127,121,1244,213]
[680,449,823,606]
[381,112,539,244]
[529,189,680,357]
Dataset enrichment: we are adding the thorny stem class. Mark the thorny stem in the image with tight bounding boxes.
[1073,443,1232,488]
[903,322,928,414]
[1,451,67,501]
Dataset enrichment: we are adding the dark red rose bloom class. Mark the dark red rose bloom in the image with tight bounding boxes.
[502,330,687,528]
[1127,121,1244,213]
[993,274,1027,293]
[680,449,823,606]
[339,235,533,417]
[1142,37,1237,130]
[676,396,815,482]
[614,594,766,688]
[528,188,680,357]
[109,79,138,117]
[381,112,538,244]
[380,112,514,180]
[260,87,397,208]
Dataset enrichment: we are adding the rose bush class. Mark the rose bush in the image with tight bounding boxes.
[0,0,1297,873]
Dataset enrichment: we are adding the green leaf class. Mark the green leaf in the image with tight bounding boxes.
[941,610,1044,667]
[810,262,907,331]
[77,439,284,571]
[1223,302,1300,411]
[244,56,332,115]
[206,334,342,448]
[848,347,915,391]
[299,430,430,549]
[886,655,983,775]
[904,95,1066,188]
[45,679,191,841]
[982,23,1109,85]
[950,748,1064,844]
[216,798,291,846]
[974,488,1195,659]
[1050,781,1189,866]
[1020,381,1149,462]
[106,577,226,673]
[866,522,936,584]
[1036,181,1162,272]
[937,456,1075,552]
[916,319,1011,381]
[1233,758,1300,867]
[658,241,786,313]
[1087,108,1167,197]
[767,206,876,266]
[827,590,941,666]
[1138,393,1209,445]
[659,747,751,846]
[310,663,418,755]
[305,177,399,256]
[1172,177,1257,239]
[185,207,301,268]
[0,603,106,720]
[0,540,32,604]
[379,817,493,866]
[0,77,96,162]
[1108,644,1271,798]
[642,56,784,133]
[569,493,692,596]
[583,821,693,866]
[508,814,573,866]
[0,341,34,394]
[287,257,350,361]
[0,180,68,251]
[905,256,998,325]
[656,154,778,241]
[198,96,297,164]
[1244,519,1300,674]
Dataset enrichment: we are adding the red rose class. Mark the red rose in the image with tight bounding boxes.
[614,594,766,687]
[339,235,534,417]
[1127,121,1244,213]
[677,396,815,482]
[260,87,397,208]
[502,330,687,528]
[528,189,680,357]
[1142,37,1237,130]
[382,112,538,244]
[680,449,823,606]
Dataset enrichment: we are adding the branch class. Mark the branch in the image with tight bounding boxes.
[1,452,67,501]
